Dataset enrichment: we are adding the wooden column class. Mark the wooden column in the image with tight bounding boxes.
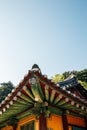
[84,117,87,129]
[39,113,47,130]
[62,111,68,130]
[13,125,17,130]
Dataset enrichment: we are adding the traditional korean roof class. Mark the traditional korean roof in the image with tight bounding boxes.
[0,64,87,127]
[58,75,87,100]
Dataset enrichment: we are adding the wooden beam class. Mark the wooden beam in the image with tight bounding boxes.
[25,88,35,100]
[45,85,49,101]
[50,90,55,103]
[48,106,62,115]
[20,94,34,103]
[53,96,62,105]
[31,84,43,102]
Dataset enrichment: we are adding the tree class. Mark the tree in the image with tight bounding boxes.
[63,69,87,82]
[52,74,64,83]
[0,81,14,103]
[63,71,77,79]
[77,69,87,82]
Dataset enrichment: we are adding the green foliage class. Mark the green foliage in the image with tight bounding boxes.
[77,69,87,82]
[0,81,14,103]
[63,71,77,79]
[78,80,87,89]
[63,69,87,82]
[52,74,64,83]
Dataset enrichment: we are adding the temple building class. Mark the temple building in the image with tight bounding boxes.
[0,64,87,130]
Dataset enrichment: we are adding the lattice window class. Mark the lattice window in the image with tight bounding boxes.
[72,126,86,130]
[20,121,34,130]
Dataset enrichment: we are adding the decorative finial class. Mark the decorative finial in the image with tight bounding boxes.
[32,64,39,69]
[31,64,41,73]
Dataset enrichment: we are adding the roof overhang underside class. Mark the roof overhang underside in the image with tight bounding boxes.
[0,71,87,127]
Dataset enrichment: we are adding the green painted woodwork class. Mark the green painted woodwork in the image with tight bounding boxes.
[50,90,55,103]
[16,99,32,105]
[60,103,74,109]
[56,99,67,106]
[17,109,33,119]
[20,94,34,104]
[0,75,87,127]
[53,96,62,104]
[31,84,44,102]
[48,106,62,115]
[45,86,49,101]
[25,88,35,100]
[37,84,44,100]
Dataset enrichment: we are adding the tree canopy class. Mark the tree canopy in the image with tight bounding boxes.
[0,81,14,103]
[52,74,64,83]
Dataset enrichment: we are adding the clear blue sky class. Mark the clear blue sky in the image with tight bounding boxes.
[0,0,87,85]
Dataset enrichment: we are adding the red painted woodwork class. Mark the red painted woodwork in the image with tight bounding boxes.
[62,112,68,130]
[39,113,47,130]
